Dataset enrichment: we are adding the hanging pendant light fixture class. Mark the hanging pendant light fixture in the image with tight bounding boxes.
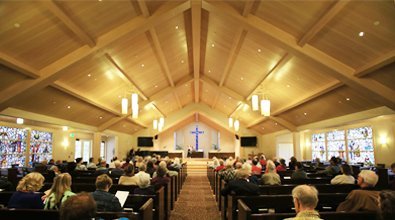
[251,95,259,111]
[261,99,271,116]
[234,119,240,132]
[131,93,139,118]
[153,119,158,130]
[228,117,234,128]
[121,98,128,115]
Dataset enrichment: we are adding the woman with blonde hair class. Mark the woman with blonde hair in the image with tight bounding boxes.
[8,172,45,209]
[44,173,75,210]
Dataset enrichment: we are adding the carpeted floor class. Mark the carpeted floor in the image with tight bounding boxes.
[170,175,221,220]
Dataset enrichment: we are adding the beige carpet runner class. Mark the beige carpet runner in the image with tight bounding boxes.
[170,175,220,220]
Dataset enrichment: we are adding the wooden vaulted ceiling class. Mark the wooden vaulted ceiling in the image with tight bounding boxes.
[0,0,394,135]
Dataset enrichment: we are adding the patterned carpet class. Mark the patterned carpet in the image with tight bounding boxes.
[170,175,221,220]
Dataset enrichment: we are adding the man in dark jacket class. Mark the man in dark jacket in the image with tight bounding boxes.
[91,174,122,212]
[221,167,259,196]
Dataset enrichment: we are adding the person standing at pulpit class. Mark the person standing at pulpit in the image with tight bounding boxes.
[187,145,192,158]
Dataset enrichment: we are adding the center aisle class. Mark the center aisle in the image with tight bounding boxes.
[170,175,220,220]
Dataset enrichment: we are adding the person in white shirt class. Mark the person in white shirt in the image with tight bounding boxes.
[331,164,355,185]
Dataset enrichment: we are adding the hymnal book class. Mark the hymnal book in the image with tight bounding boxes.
[115,190,129,207]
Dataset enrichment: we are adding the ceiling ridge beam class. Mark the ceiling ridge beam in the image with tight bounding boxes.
[202,0,395,109]
[354,50,395,77]
[41,0,96,47]
[269,116,296,132]
[151,103,166,117]
[247,80,343,128]
[0,52,40,78]
[246,53,292,100]
[191,0,202,103]
[297,0,349,47]
[229,102,244,118]
[104,53,148,100]
[136,0,150,17]
[125,117,148,128]
[52,81,120,116]
[242,0,255,17]
[0,1,190,112]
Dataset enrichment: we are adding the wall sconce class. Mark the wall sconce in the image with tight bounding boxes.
[16,118,24,124]
[379,135,387,145]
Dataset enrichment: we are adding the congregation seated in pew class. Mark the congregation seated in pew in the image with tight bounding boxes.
[91,174,122,212]
[261,160,281,185]
[284,185,321,220]
[44,173,75,210]
[118,165,139,186]
[330,164,355,185]
[8,172,45,209]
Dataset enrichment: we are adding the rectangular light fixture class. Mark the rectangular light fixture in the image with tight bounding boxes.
[234,119,240,132]
[228,117,233,128]
[153,120,158,130]
[121,98,128,115]
[261,99,271,116]
[251,95,259,111]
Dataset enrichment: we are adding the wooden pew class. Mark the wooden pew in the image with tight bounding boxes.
[281,177,331,185]
[0,198,153,220]
[226,193,348,220]
[257,184,358,195]
[237,199,378,220]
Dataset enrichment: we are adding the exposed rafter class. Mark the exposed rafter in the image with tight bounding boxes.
[191,0,202,103]
[229,102,244,118]
[297,0,349,47]
[242,0,255,17]
[41,0,96,47]
[200,76,245,102]
[247,80,344,127]
[0,1,190,112]
[246,53,292,100]
[202,0,395,109]
[354,50,395,77]
[0,52,40,78]
[269,116,297,132]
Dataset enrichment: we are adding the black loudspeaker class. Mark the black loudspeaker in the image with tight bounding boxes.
[154,135,158,140]
[235,134,239,140]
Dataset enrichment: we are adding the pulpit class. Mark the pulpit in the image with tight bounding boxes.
[191,151,204,158]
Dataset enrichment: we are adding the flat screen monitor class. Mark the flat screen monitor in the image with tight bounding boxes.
[137,137,154,147]
[240,136,257,147]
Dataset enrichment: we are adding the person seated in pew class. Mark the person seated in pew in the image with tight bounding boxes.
[44,173,75,210]
[96,160,109,174]
[8,172,45,209]
[289,156,298,170]
[221,166,259,196]
[74,158,87,171]
[137,163,154,180]
[276,158,287,172]
[292,162,307,180]
[251,159,262,175]
[379,190,395,220]
[60,192,96,220]
[215,159,225,172]
[134,173,155,195]
[261,160,281,185]
[119,164,139,186]
[86,157,97,169]
[219,159,236,183]
[146,160,156,177]
[389,162,395,190]
[91,174,122,212]
[242,163,259,185]
[110,161,124,177]
[151,166,170,191]
[330,164,355,185]
[284,185,322,220]
[121,158,131,169]
[336,170,379,212]
[317,156,340,177]
[153,161,178,178]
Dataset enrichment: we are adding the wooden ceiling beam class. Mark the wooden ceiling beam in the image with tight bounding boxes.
[136,0,150,17]
[0,52,41,78]
[191,0,202,103]
[246,53,292,100]
[242,0,255,17]
[41,0,96,47]
[98,116,128,132]
[52,81,120,116]
[354,50,395,77]
[269,116,297,132]
[0,1,190,112]
[247,80,344,128]
[229,102,244,118]
[202,0,395,109]
[297,0,349,47]
[104,53,148,100]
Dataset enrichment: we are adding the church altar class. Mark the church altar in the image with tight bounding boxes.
[190,151,204,158]
[208,152,235,159]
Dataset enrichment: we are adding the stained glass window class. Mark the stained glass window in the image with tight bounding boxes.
[30,130,53,166]
[0,126,27,168]
[347,127,374,165]
[327,130,346,161]
[312,133,326,161]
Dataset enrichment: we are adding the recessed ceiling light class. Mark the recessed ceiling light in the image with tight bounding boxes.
[275,123,278,126]
[373,21,380,26]
[87,74,91,77]
[180,60,184,64]
[118,95,121,98]
[175,25,179,29]
[98,0,102,2]
[358,32,364,37]
[122,124,126,127]
[67,105,71,109]
[228,97,232,99]
[261,127,265,130]
[52,101,57,104]
[211,43,215,47]
[346,98,350,101]
[154,85,158,88]
[99,116,103,119]
[304,112,307,116]
[205,90,208,93]
[286,84,291,88]
[14,23,20,28]
[338,100,342,104]
[141,64,145,68]
[62,126,68,131]
[257,49,261,53]
[240,77,244,81]
[208,70,211,73]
